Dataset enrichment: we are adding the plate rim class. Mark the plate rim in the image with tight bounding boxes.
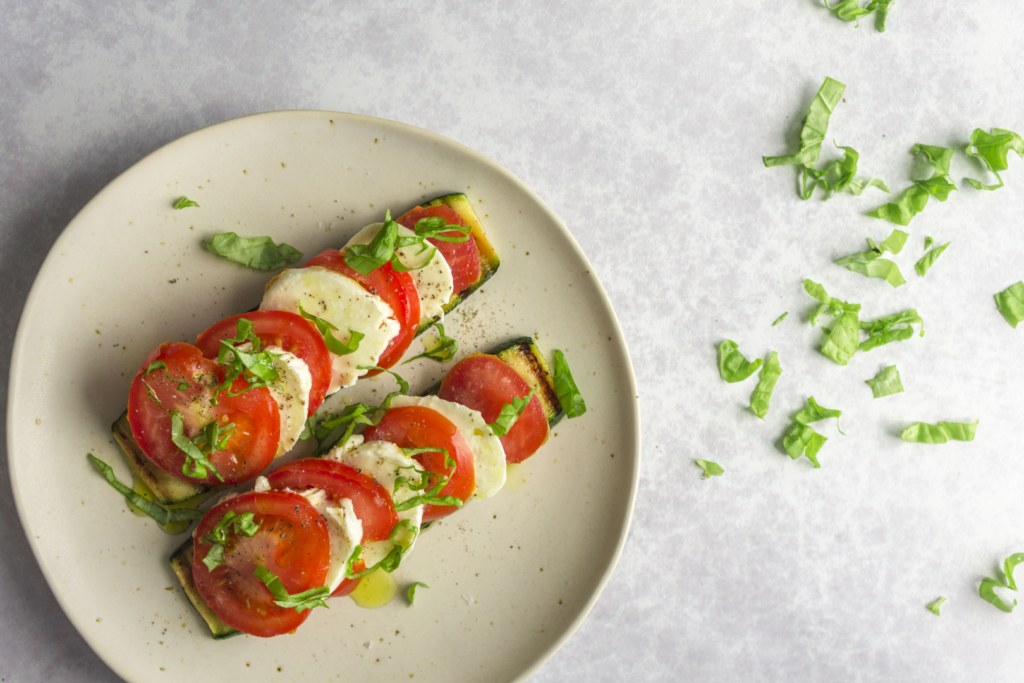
[6,109,642,683]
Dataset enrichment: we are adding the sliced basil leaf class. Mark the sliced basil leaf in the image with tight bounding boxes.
[403,322,458,364]
[694,459,724,478]
[860,309,924,352]
[924,236,934,251]
[717,340,764,382]
[965,128,1024,190]
[344,212,398,275]
[925,597,946,616]
[878,229,909,254]
[900,420,978,444]
[357,365,409,395]
[825,0,893,31]
[204,232,302,271]
[174,196,199,209]
[552,350,587,417]
[835,248,905,288]
[995,281,1024,328]
[254,565,330,613]
[803,280,861,327]
[763,77,845,170]
[867,144,957,226]
[771,312,788,326]
[749,351,782,419]
[865,365,903,398]
[141,379,162,408]
[794,396,843,434]
[489,386,538,437]
[783,423,826,469]
[820,310,860,365]
[1005,553,1024,591]
[915,242,950,277]
[87,454,204,526]
[407,582,429,605]
[979,577,1016,613]
[800,143,888,200]
[202,543,226,571]
[345,520,419,578]
[414,216,472,242]
[298,302,363,356]
[169,411,224,482]
[145,361,168,375]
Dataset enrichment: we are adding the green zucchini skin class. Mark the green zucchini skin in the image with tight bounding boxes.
[112,412,209,506]
[169,539,241,639]
[423,337,564,428]
[415,193,500,335]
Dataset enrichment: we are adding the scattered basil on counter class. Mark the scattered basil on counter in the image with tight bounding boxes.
[900,420,978,444]
[915,242,950,277]
[694,459,724,478]
[965,128,1024,191]
[718,340,764,382]
[865,365,903,398]
[771,312,788,326]
[866,144,957,226]
[995,281,1024,328]
[824,0,893,31]
[926,597,946,616]
[750,351,782,419]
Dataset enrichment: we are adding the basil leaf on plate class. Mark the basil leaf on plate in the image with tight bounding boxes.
[552,350,587,417]
[205,232,302,270]
[86,454,204,526]
[254,565,330,613]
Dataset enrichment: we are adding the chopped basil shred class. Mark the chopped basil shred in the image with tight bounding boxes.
[394,452,463,511]
[978,553,1024,613]
[824,0,893,31]
[924,236,934,251]
[86,454,204,525]
[783,423,828,469]
[169,411,226,482]
[965,128,1023,191]
[488,385,538,437]
[749,351,782,419]
[145,361,168,375]
[865,365,903,398]
[173,196,199,209]
[926,597,946,616]
[762,77,886,200]
[860,310,924,352]
[901,420,978,444]
[297,302,364,356]
[403,321,458,364]
[771,312,788,326]
[995,282,1024,328]
[694,459,724,478]
[305,367,409,456]
[254,565,330,613]
[345,212,399,275]
[210,318,281,405]
[201,511,260,571]
[204,232,302,271]
[552,350,587,418]
[834,232,907,288]
[867,144,957,226]
[343,211,468,276]
[795,396,844,434]
[718,340,763,382]
[915,242,950,277]
[407,582,429,605]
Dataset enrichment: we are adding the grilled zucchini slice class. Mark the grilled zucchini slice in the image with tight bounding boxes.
[112,412,207,506]
[170,539,241,639]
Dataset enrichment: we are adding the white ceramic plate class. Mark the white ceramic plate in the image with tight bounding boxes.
[7,111,639,683]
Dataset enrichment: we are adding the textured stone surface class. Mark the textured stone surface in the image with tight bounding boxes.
[4,1,1024,681]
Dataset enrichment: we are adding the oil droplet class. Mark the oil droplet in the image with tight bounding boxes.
[128,474,210,535]
[351,569,397,609]
[503,462,529,492]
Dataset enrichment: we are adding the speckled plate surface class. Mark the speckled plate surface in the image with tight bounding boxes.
[7,111,639,683]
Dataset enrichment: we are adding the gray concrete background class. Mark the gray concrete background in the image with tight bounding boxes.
[5,2,1024,681]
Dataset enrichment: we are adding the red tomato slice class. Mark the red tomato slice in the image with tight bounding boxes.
[363,405,475,523]
[194,310,331,416]
[192,491,331,638]
[127,342,280,485]
[437,354,550,464]
[396,205,481,294]
[304,249,420,373]
[265,458,400,542]
[331,563,362,598]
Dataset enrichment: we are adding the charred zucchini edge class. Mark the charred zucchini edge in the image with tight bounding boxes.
[169,539,241,639]
[112,412,209,505]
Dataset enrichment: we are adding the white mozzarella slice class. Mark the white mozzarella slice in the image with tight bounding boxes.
[388,395,507,499]
[261,482,364,594]
[321,500,363,593]
[264,346,312,457]
[326,438,425,553]
[345,222,454,323]
[260,267,400,393]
